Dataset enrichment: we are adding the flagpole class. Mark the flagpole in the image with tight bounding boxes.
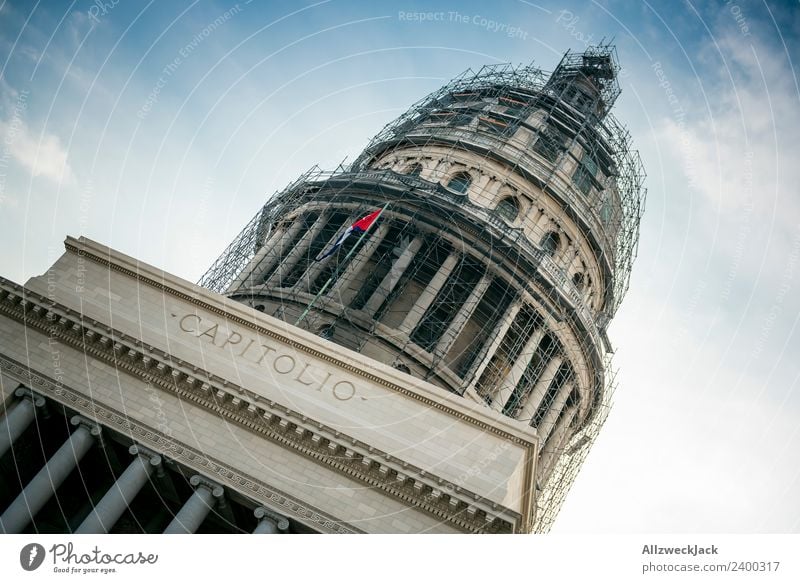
[295,201,390,327]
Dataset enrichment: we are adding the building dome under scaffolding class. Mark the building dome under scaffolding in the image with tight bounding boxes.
[199,45,645,532]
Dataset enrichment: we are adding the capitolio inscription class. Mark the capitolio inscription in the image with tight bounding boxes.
[173,313,364,401]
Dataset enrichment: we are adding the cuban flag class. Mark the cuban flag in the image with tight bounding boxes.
[315,208,383,261]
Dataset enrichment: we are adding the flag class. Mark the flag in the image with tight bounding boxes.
[315,208,383,261]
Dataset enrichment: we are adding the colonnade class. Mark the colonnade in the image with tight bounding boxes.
[0,390,289,534]
[231,210,581,447]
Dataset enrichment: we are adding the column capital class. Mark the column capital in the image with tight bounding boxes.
[128,444,163,471]
[70,415,102,438]
[13,387,45,408]
[189,474,224,498]
[254,507,290,531]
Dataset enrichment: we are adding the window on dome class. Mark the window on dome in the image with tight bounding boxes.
[532,126,567,162]
[540,231,560,256]
[495,197,519,222]
[318,325,334,340]
[573,153,599,195]
[446,172,472,194]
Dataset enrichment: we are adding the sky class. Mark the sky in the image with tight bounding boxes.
[0,0,798,534]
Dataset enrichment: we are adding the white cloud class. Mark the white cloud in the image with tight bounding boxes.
[656,32,799,219]
[0,116,75,185]
[651,31,800,303]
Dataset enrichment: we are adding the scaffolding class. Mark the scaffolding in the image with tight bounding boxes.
[198,45,645,533]
[349,44,644,317]
[198,165,329,294]
[533,354,617,532]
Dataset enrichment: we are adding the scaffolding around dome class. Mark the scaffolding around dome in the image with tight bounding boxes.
[350,45,644,318]
[198,45,644,532]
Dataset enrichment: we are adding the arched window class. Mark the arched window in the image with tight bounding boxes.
[572,272,585,291]
[494,197,519,222]
[446,172,472,194]
[254,304,265,312]
[406,163,423,177]
[540,231,560,256]
[600,200,613,225]
[573,153,598,195]
[317,325,334,340]
[532,126,566,163]
[393,362,411,374]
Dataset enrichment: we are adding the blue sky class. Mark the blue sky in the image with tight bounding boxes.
[1,0,798,533]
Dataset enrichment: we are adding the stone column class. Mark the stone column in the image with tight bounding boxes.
[0,416,100,534]
[433,272,492,358]
[534,381,574,442]
[491,328,545,413]
[399,253,460,335]
[329,222,391,301]
[296,213,359,291]
[163,475,223,534]
[465,300,522,391]
[75,445,162,534]
[516,355,564,422]
[229,221,294,290]
[537,405,578,482]
[0,388,45,458]
[252,507,290,534]
[361,235,422,316]
[264,213,327,289]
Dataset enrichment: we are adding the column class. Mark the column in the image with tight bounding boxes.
[361,235,422,315]
[399,253,460,335]
[491,328,545,413]
[252,507,290,534]
[516,356,564,421]
[296,213,358,291]
[533,381,574,442]
[0,388,45,458]
[465,300,522,391]
[163,475,223,534]
[229,221,293,290]
[0,416,100,534]
[75,445,162,534]
[537,405,578,482]
[434,272,492,358]
[328,222,391,302]
[264,213,327,289]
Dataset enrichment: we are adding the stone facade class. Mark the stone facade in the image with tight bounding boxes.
[0,237,537,533]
